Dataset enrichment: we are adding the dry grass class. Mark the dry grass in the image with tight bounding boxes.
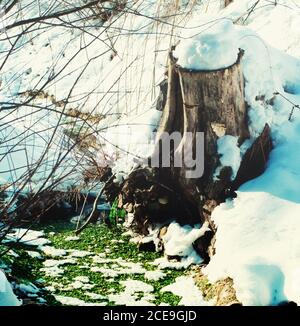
[191,266,240,306]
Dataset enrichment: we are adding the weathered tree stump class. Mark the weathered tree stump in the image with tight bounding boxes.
[152,50,249,221]
[104,48,272,261]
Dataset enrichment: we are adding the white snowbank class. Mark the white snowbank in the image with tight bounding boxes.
[0,271,21,306]
[74,276,90,284]
[205,191,300,305]
[161,276,211,306]
[41,266,64,278]
[18,282,39,295]
[26,251,43,259]
[153,254,203,270]
[65,281,95,291]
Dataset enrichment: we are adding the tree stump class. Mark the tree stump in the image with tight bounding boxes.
[152,50,249,223]
[105,48,272,260]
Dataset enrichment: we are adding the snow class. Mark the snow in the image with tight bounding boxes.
[26,251,43,259]
[68,250,92,258]
[43,258,77,268]
[85,292,106,301]
[40,266,64,278]
[41,246,67,257]
[54,295,107,306]
[90,260,147,278]
[37,297,47,304]
[153,253,203,270]
[1,0,300,307]
[174,20,239,70]
[204,190,300,306]
[176,0,300,307]
[74,276,90,283]
[4,229,50,247]
[65,236,80,242]
[161,276,211,306]
[108,280,155,306]
[0,270,21,306]
[65,281,95,291]
[162,222,210,263]
[144,270,166,281]
[41,258,77,277]
[215,135,241,180]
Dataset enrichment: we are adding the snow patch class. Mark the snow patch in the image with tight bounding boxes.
[55,295,107,306]
[161,276,211,306]
[4,229,50,247]
[162,222,210,264]
[65,236,80,242]
[215,135,241,180]
[108,280,155,306]
[41,246,67,257]
[85,292,106,300]
[144,270,166,281]
[68,250,93,258]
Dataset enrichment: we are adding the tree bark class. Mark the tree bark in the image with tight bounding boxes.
[224,0,234,8]
[153,49,249,219]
